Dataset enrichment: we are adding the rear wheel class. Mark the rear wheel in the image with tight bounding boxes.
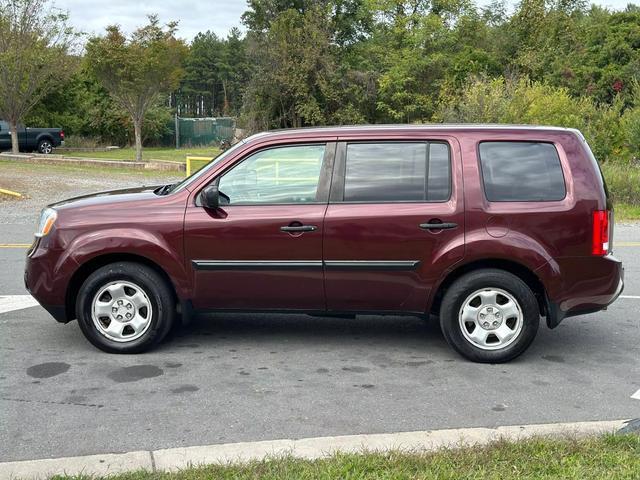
[439,269,539,363]
[76,262,175,353]
[37,138,53,154]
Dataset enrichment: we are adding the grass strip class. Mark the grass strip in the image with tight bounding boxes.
[49,433,640,480]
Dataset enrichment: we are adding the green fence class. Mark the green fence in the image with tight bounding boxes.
[176,117,235,147]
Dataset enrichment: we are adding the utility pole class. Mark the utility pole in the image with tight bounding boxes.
[175,112,180,149]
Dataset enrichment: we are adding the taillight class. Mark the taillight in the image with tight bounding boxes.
[592,210,610,256]
[60,130,65,139]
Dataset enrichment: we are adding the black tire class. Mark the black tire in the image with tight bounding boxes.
[76,262,175,353]
[37,138,53,154]
[439,269,539,363]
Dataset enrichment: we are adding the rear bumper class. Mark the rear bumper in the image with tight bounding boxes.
[538,254,624,328]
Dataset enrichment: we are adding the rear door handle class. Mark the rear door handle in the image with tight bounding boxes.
[280,225,317,233]
[419,222,458,230]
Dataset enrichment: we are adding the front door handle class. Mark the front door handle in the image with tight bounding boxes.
[419,222,458,230]
[280,225,317,233]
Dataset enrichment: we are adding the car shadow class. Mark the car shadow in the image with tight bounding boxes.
[157,309,637,366]
[163,312,451,352]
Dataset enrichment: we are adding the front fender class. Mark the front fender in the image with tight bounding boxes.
[60,227,190,299]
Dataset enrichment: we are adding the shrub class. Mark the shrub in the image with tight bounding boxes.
[62,135,105,149]
[621,107,640,161]
[601,162,640,206]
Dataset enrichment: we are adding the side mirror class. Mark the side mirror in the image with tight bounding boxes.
[201,185,220,210]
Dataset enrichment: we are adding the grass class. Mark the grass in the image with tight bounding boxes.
[615,203,640,221]
[48,434,640,480]
[59,147,221,163]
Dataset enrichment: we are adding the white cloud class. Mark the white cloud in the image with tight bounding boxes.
[53,0,249,41]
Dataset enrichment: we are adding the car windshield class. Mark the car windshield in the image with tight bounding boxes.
[170,140,247,194]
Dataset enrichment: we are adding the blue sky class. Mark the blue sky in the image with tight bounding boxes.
[54,0,636,41]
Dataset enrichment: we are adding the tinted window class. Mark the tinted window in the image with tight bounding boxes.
[218,144,325,204]
[343,142,451,202]
[427,143,450,201]
[479,142,566,202]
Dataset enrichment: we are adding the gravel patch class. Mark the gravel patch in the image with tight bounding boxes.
[0,162,181,225]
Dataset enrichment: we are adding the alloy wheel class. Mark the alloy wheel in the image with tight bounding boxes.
[458,287,523,350]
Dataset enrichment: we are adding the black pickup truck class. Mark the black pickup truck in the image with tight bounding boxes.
[0,120,64,154]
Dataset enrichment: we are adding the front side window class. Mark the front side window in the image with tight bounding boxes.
[479,142,566,202]
[343,142,451,202]
[218,144,326,205]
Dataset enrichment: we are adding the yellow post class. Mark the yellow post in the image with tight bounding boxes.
[185,156,213,177]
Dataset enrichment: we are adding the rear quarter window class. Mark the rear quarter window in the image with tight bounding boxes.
[478,142,566,202]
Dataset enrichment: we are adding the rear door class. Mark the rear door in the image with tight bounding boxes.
[323,138,464,314]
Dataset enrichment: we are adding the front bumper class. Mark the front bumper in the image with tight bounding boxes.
[24,238,75,323]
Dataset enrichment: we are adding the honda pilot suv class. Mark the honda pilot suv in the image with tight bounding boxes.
[25,125,624,362]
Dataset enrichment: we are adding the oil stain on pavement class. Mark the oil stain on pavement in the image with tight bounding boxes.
[342,366,370,373]
[542,355,566,363]
[171,385,199,394]
[107,365,163,383]
[26,362,70,378]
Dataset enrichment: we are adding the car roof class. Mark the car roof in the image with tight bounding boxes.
[245,124,580,142]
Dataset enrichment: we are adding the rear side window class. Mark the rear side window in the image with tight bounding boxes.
[479,142,566,202]
[343,142,451,202]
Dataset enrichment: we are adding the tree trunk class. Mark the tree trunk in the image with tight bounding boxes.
[9,120,19,154]
[133,118,143,162]
[222,80,230,116]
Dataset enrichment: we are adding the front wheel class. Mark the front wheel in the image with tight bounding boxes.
[439,269,540,363]
[76,262,175,353]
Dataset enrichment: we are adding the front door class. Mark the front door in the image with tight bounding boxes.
[323,139,465,314]
[184,143,334,311]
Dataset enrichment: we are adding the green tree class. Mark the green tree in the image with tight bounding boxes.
[242,0,310,32]
[178,28,248,118]
[180,31,226,117]
[85,16,187,161]
[243,5,336,130]
[0,0,78,152]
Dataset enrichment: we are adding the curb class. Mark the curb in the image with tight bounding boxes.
[0,419,632,479]
[0,153,186,172]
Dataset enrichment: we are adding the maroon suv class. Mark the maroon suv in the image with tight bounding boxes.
[25,125,624,362]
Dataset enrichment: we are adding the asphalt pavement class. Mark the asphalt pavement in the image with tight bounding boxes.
[1,218,639,462]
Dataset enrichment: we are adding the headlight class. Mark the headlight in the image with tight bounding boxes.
[35,208,57,237]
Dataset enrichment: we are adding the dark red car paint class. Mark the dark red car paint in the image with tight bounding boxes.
[24,125,623,327]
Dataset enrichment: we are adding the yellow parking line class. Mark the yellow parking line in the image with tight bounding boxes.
[0,188,22,198]
[616,242,640,247]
